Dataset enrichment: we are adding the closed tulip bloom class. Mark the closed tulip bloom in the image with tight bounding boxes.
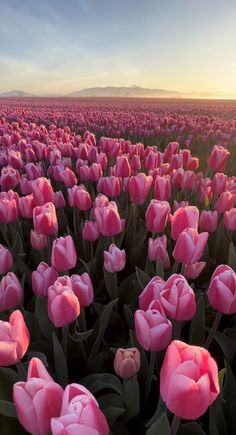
[51,383,109,435]
[14,378,63,435]
[18,194,36,219]
[160,274,196,321]
[0,196,18,223]
[224,208,236,231]
[145,200,170,233]
[0,166,20,191]
[54,191,66,209]
[31,177,54,206]
[148,236,170,269]
[30,230,48,251]
[59,167,77,187]
[170,153,183,170]
[170,206,199,241]
[214,191,235,213]
[0,244,13,275]
[32,262,58,297]
[134,309,172,352]
[97,176,121,198]
[51,235,77,272]
[129,173,153,205]
[68,185,92,210]
[0,272,23,311]
[25,163,43,181]
[180,170,196,191]
[199,210,218,232]
[33,202,58,236]
[27,357,54,382]
[82,220,100,241]
[48,276,80,327]
[79,165,90,181]
[160,340,220,419]
[207,265,236,314]
[207,145,230,172]
[184,262,206,279]
[0,310,30,366]
[212,172,228,195]
[114,348,140,379]
[90,163,103,182]
[93,194,109,209]
[173,228,208,265]
[71,273,94,307]
[116,155,131,177]
[139,276,165,311]
[172,168,184,190]
[164,141,179,162]
[104,244,126,273]
[130,155,141,171]
[187,156,199,171]
[154,175,171,201]
[173,200,189,213]
[94,202,125,237]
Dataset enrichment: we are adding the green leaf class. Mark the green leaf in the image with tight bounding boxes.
[87,299,118,372]
[123,305,134,330]
[0,401,17,418]
[70,329,93,343]
[81,373,123,395]
[52,332,68,388]
[146,413,170,435]
[144,256,156,276]
[189,296,205,346]
[0,368,21,401]
[179,422,206,435]
[35,296,54,341]
[26,351,48,367]
[156,257,164,279]
[103,268,118,300]
[222,359,236,434]
[135,267,150,289]
[206,329,236,364]
[228,243,236,272]
[0,416,28,435]
[98,393,125,426]
[122,376,140,422]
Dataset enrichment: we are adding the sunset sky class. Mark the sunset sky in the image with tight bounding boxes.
[1,0,236,97]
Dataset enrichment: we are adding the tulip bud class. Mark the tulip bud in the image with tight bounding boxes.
[114,348,140,379]
[104,244,126,273]
[51,235,77,272]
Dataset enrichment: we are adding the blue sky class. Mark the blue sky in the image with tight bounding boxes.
[1,0,236,96]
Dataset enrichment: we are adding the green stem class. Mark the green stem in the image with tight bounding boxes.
[145,351,156,405]
[172,260,179,274]
[171,415,181,435]
[205,311,222,349]
[62,325,68,358]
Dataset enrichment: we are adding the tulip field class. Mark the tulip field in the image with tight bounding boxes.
[1,97,236,434]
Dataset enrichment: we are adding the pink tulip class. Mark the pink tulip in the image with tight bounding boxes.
[48,276,80,327]
[207,265,236,314]
[116,155,131,177]
[82,220,100,241]
[14,378,63,435]
[90,163,103,182]
[160,274,196,321]
[54,191,66,208]
[0,272,23,311]
[154,175,171,201]
[68,185,92,210]
[51,383,109,435]
[0,310,30,366]
[145,200,170,233]
[207,145,230,172]
[199,210,218,232]
[170,206,199,241]
[0,196,18,223]
[97,176,121,198]
[224,208,236,231]
[129,173,153,205]
[30,230,48,251]
[27,357,54,382]
[212,172,228,195]
[184,262,206,279]
[0,244,13,275]
[134,309,172,351]
[114,348,140,379]
[130,155,141,171]
[51,235,77,272]
[18,194,36,219]
[58,167,77,187]
[71,273,94,307]
[139,276,165,311]
[32,262,58,297]
[148,236,170,269]
[94,202,125,237]
[104,244,126,273]
[33,202,58,236]
[214,191,235,213]
[160,340,220,419]
[0,166,20,191]
[180,170,196,191]
[31,177,54,206]
[93,194,109,209]
[173,228,208,265]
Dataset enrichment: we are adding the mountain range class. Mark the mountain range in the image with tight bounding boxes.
[0,86,215,99]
